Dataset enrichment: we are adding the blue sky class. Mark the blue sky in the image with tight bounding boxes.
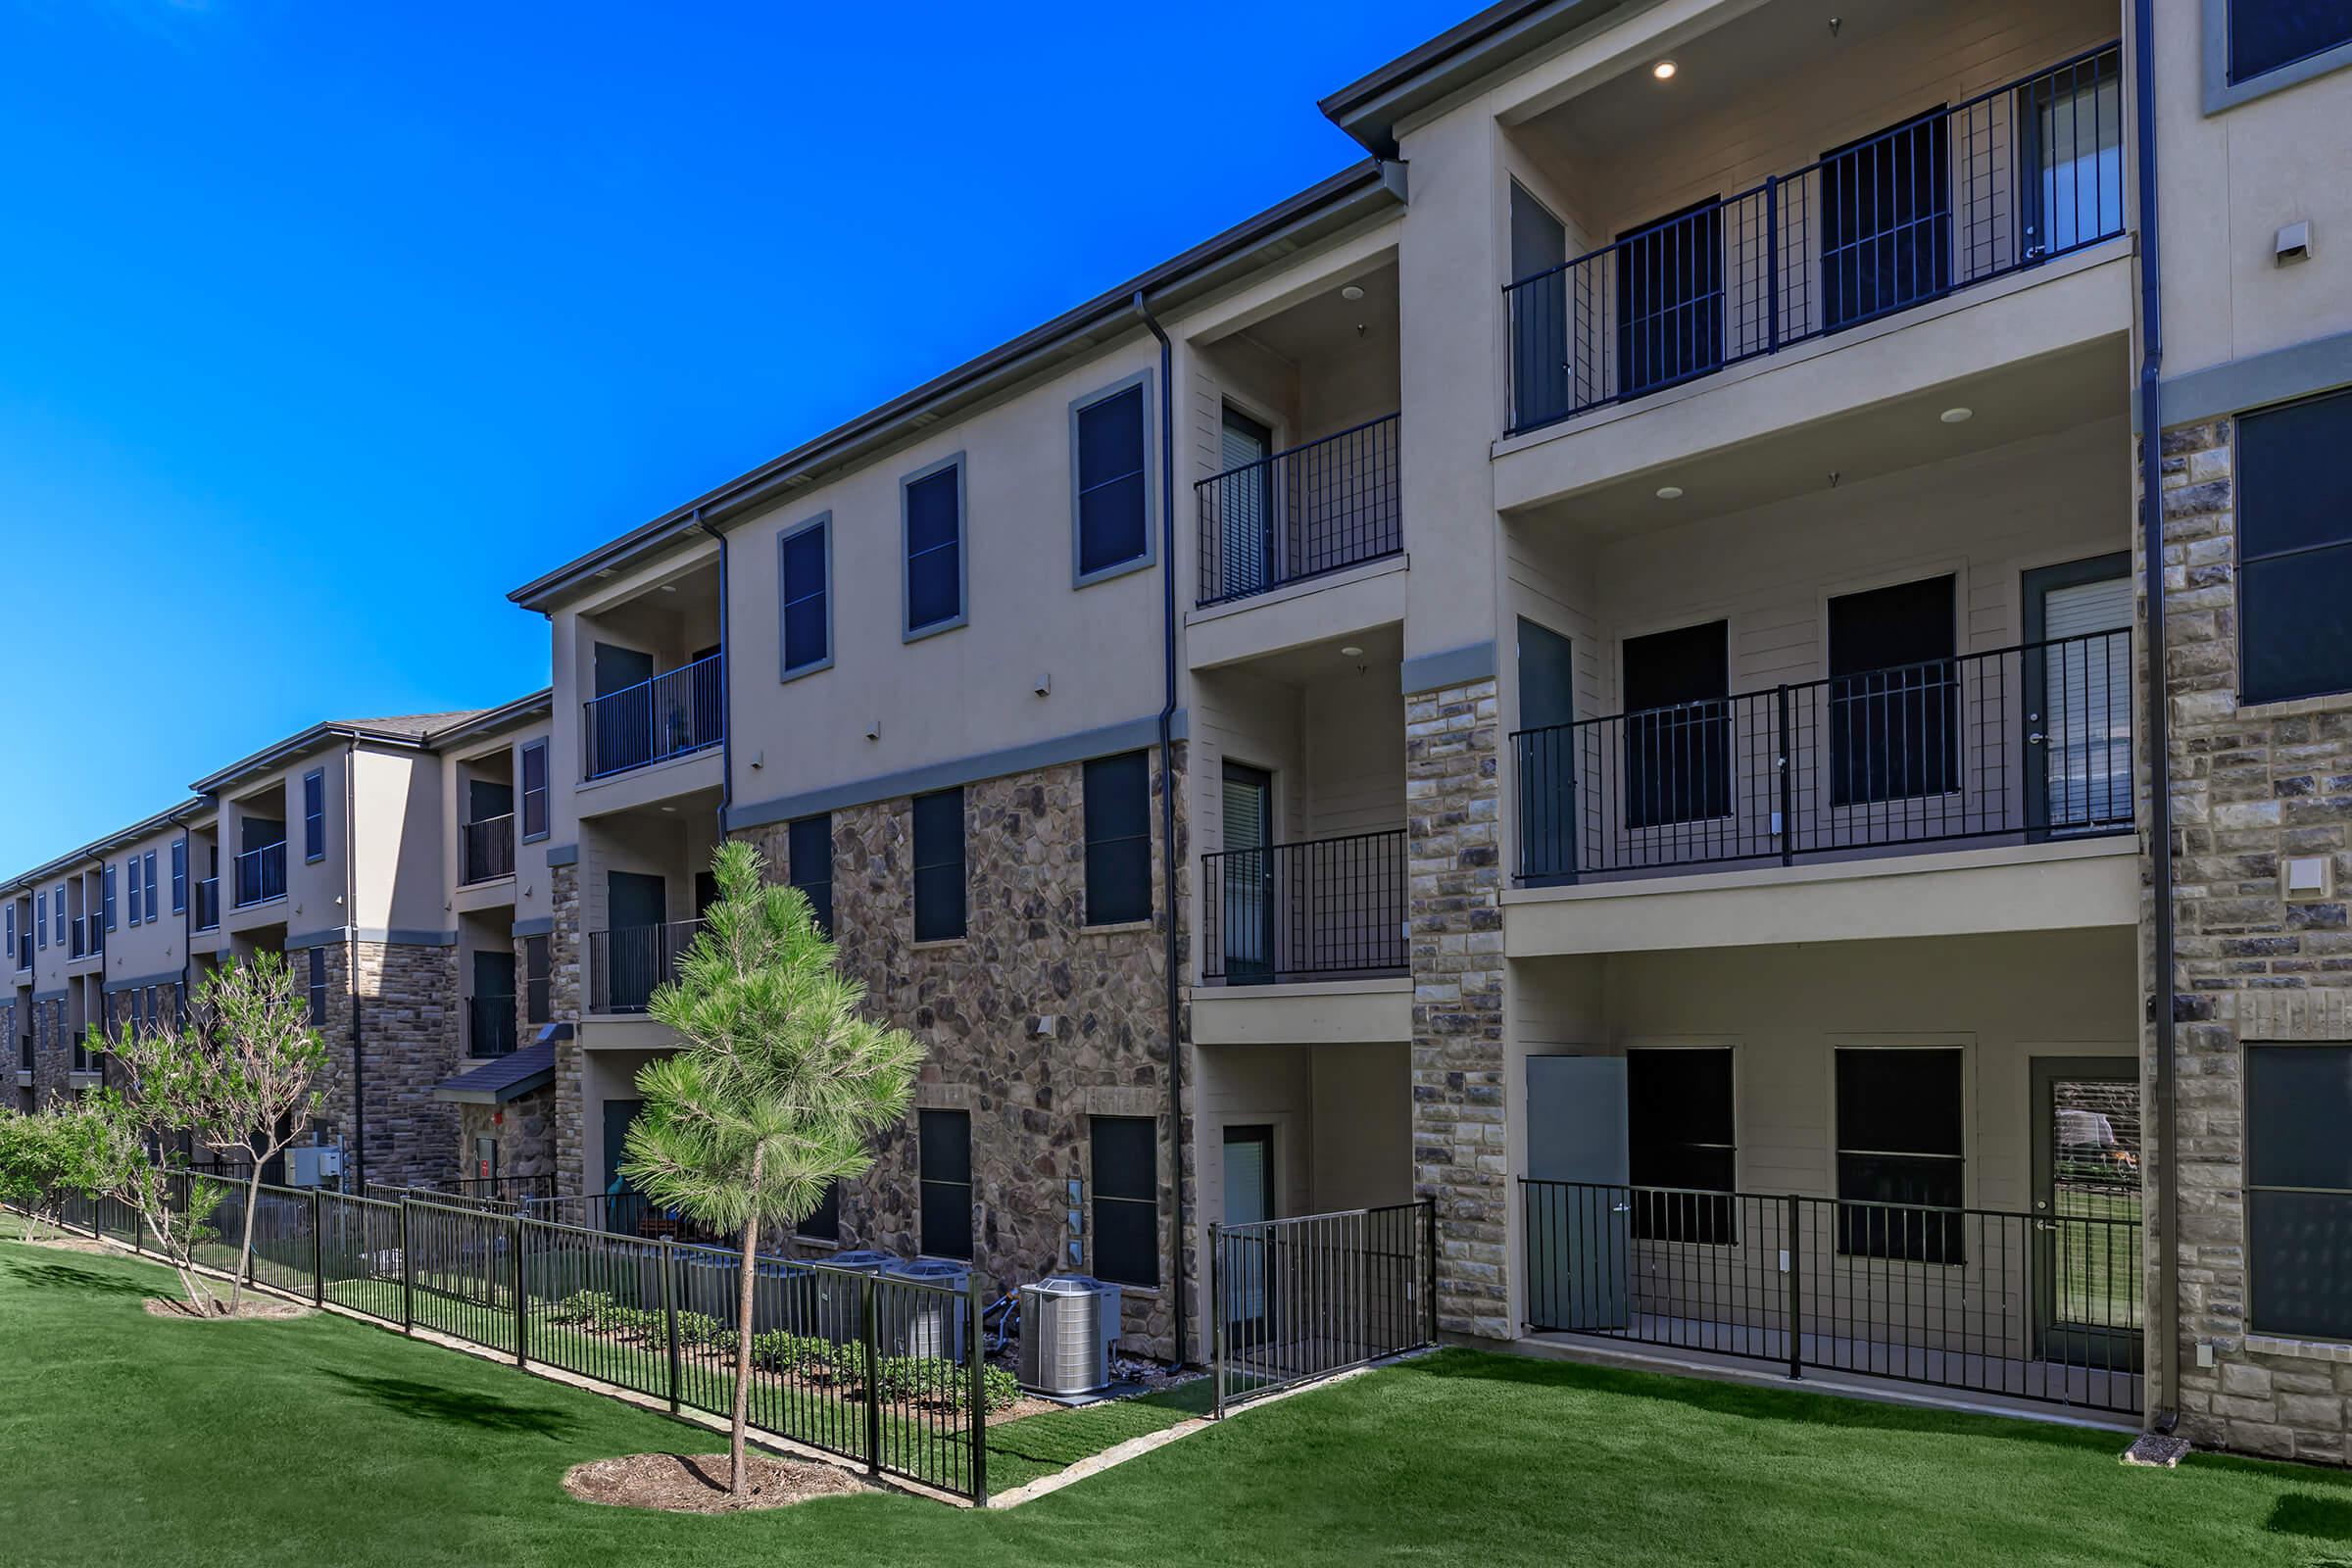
[0,0,1463,874]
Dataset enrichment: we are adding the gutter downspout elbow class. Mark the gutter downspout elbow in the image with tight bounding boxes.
[1134,289,1188,1369]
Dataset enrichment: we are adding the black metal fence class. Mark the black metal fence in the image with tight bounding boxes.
[583,653,724,780]
[43,1177,990,1502]
[1196,414,1401,607]
[1512,629,2132,883]
[524,1190,732,1247]
[1520,1179,2142,1414]
[1209,1201,1436,1415]
[1200,829,1408,983]
[193,876,220,932]
[466,995,517,1058]
[461,814,515,885]
[587,918,703,1014]
[1506,47,2124,433]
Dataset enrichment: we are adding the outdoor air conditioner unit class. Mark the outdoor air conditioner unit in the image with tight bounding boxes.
[1018,1275,1123,1396]
[811,1249,897,1344]
[881,1258,971,1360]
[286,1146,344,1189]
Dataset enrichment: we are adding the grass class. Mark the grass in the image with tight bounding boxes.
[4,1217,2349,1567]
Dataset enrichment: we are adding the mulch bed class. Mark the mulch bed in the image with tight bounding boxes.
[143,1296,313,1321]
[21,1236,119,1255]
[562,1451,865,1513]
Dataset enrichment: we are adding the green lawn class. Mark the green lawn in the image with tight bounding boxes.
[3,1223,2347,1567]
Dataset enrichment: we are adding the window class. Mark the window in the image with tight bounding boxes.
[172,840,187,913]
[523,935,552,1026]
[54,884,65,944]
[1835,1047,1965,1262]
[799,1180,841,1244]
[2229,0,2352,86]
[126,860,141,927]
[2021,53,2124,257]
[1084,753,1152,926]
[1072,378,1152,583]
[33,892,42,951]
[307,948,328,1028]
[1090,1115,1159,1286]
[1820,114,1950,331]
[143,852,158,924]
[5,906,14,963]
[779,514,832,677]
[902,456,966,639]
[917,1109,973,1259]
[1621,621,1730,828]
[2240,390,2352,704]
[2248,1044,2352,1339]
[303,770,326,861]
[1828,575,1959,805]
[103,863,117,933]
[787,814,833,937]
[519,740,550,842]
[1627,1048,1737,1244]
[911,789,965,942]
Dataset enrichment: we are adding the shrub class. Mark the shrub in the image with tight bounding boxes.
[871,1355,1023,1415]
[549,1290,613,1327]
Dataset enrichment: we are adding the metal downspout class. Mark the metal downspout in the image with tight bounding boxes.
[2131,0,2179,1432]
[345,738,366,1190]
[1134,290,1187,1368]
[697,509,734,847]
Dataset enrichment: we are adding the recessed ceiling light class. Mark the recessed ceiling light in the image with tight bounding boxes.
[1655,485,1684,500]
[1341,284,1365,302]
[1651,59,1677,80]
[1940,407,1974,423]
[1339,645,1364,658]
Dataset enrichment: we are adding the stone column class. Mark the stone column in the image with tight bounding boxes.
[1405,676,1508,1340]
[548,863,585,1195]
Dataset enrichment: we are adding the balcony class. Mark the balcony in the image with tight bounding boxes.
[587,917,703,1014]
[194,877,220,932]
[233,841,287,908]
[1512,630,2131,885]
[1201,830,1407,984]
[466,994,517,1058]
[1196,415,1401,609]
[1504,47,2123,437]
[461,813,516,886]
[582,652,723,781]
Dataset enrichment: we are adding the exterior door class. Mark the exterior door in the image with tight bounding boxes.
[469,950,517,1056]
[1510,182,1570,428]
[2024,556,2132,836]
[2030,1059,2143,1371]
[1616,198,1725,398]
[1517,618,1577,884]
[1821,113,1951,331]
[605,871,666,1011]
[1217,408,1274,601]
[1220,763,1275,982]
[1222,1125,1275,1345]
[590,643,656,774]
[1525,1055,1631,1331]
[601,1097,643,1235]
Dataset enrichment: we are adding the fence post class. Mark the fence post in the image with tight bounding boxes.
[1208,1221,1225,1419]
[1785,1193,1802,1381]
[1763,173,1781,352]
[400,1198,415,1336]
[513,1213,529,1368]
[860,1274,882,1477]
[966,1272,988,1506]
[659,1237,680,1415]
[1777,684,1796,866]
[1424,1200,1439,1348]
[311,1187,324,1308]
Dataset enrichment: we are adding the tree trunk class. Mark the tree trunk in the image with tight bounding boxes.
[229,1165,264,1316]
[731,1150,764,1498]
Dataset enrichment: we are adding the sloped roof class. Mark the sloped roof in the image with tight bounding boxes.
[430,1039,559,1104]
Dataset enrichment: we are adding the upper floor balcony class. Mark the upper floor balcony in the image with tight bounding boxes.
[461,812,516,886]
[587,916,703,1015]
[582,651,724,782]
[233,840,287,908]
[1196,414,1401,609]
[1201,828,1407,985]
[193,876,220,932]
[1505,4,2135,441]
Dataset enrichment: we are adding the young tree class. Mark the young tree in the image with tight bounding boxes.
[623,840,923,1497]
[83,1088,223,1313]
[0,1108,80,1240]
[100,956,326,1315]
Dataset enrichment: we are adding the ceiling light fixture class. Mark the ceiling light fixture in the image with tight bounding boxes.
[1940,407,1974,424]
[1339,645,1364,658]
[1651,59,1677,80]
[1341,284,1365,302]
[1655,485,1684,500]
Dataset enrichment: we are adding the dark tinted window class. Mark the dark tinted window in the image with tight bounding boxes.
[1627,1048,1737,1244]
[520,741,550,841]
[906,466,963,633]
[1083,752,1152,926]
[143,853,158,923]
[781,520,830,673]
[304,770,326,860]
[1835,1048,1965,1262]
[103,863,117,932]
[1622,620,1730,827]
[1076,384,1149,577]
[918,1109,972,1259]
[1091,1115,1159,1286]
[2248,1045,2352,1339]
[1828,575,1959,805]
[788,814,833,938]
[2231,0,2352,83]
[799,1180,840,1244]
[523,935,552,1025]
[308,948,328,1028]
[2240,391,2352,703]
[172,840,186,913]
[911,790,964,941]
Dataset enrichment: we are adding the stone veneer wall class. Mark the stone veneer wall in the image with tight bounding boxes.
[30,997,71,1109]
[1404,677,1509,1341]
[737,746,1188,1359]
[548,863,585,1194]
[2148,416,2352,1463]
[310,939,464,1192]
[457,1087,558,1185]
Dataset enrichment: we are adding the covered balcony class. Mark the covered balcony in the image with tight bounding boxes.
[576,555,724,784]
[576,787,719,1022]
[1499,0,2125,439]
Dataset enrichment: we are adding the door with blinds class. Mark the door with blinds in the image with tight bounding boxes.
[1221,763,1275,982]
[1217,408,1274,602]
[2025,556,2132,836]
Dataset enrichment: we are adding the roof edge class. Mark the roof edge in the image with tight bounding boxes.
[1318,0,1634,157]
[191,720,431,796]
[425,688,554,751]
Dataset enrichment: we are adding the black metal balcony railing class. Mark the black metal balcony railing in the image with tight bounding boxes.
[194,876,220,932]
[1196,414,1401,608]
[461,813,515,885]
[466,994,518,1058]
[582,652,724,781]
[1512,629,2132,883]
[587,917,704,1014]
[1505,46,2125,435]
[69,918,87,960]
[1201,829,1407,983]
[233,841,288,907]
